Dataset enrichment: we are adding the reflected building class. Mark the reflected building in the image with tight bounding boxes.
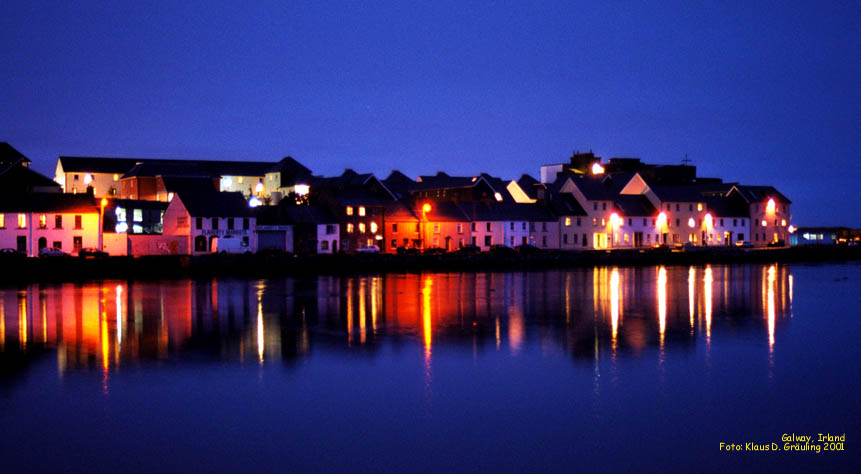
[0,264,794,376]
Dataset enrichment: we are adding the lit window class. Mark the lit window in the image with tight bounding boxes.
[358,206,366,216]
[761,220,767,227]
[346,223,354,233]
[0,214,4,228]
[18,214,26,229]
[358,222,366,233]
[83,173,93,185]
[781,219,786,227]
[565,217,571,227]
[370,222,378,233]
[697,203,703,211]
[346,206,354,216]
[766,198,776,213]
[237,176,244,184]
[133,209,143,222]
[39,214,47,228]
[113,173,119,181]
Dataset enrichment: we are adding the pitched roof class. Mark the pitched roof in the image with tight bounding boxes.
[175,191,251,217]
[517,174,542,199]
[422,201,469,222]
[0,192,98,213]
[647,182,734,202]
[702,196,749,217]
[457,202,556,222]
[60,156,274,177]
[0,143,31,165]
[613,195,657,217]
[547,193,588,217]
[731,185,791,204]
[267,156,313,188]
[565,175,616,200]
[384,201,418,220]
[0,165,62,193]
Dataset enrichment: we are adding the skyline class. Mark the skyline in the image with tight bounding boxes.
[3,1,859,226]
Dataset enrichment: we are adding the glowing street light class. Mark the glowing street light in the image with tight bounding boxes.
[656,211,667,228]
[688,217,695,228]
[704,213,713,227]
[422,203,432,214]
[610,212,622,227]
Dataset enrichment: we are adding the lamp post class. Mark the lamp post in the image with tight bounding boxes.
[99,198,108,252]
[421,203,431,250]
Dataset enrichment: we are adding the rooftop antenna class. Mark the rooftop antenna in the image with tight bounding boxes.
[681,154,692,166]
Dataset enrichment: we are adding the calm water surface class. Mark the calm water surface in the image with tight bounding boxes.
[0,263,858,472]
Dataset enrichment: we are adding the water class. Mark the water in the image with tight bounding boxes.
[0,263,858,472]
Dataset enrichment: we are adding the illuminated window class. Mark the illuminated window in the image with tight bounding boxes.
[0,214,5,228]
[601,218,606,226]
[761,220,767,227]
[358,206,366,216]
[39,214,47,228]
[133,209,143,222]
[346,206,354,216]
[237,176,244,184]
[697,203,703,211]
[781,219,786,227]
[592,218,598,227]
[18,214,26,229]
[358,222,365,233]
[370,222,378,233]
[113,173,119,181]
[565,217,571,227]
[347,223,354,233]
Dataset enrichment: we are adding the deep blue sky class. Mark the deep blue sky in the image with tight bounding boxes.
[2,1,858,225]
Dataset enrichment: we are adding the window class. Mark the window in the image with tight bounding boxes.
[211,218,219,230]
[601,218,606,226]
[358,206,366,216]
[39,214,47,229]
[521,222,526,230]
[73,236,83,252]
[346,206,354,216]
[370,222,378,233]
[73,215,82,229]
[577,218,581,226]
[592,218,598,227]
[471,222,476,232]
[458,238,464,248]
[403,238,409,246]
[593,203,598,211]
[55,215,62,228]
[196,217,203,230]
[542,222,547,231]
[602,203,607,211]
[113,173,119,181]
[738,234,744,242]
[697,203,703,211]
[675,218,680,227]
[321,241,329,250]
[242,236,249,247]
[573,234,579,244]
[391,239,397,248]
[563,234,568,244]
[582,234,588,247]
[18,214,26,229]
[347,223,354,233]
[392,223,398,233]
[755,233,759,241]
[457,223,463,233]
[689,204,693,211]
[74,174,79,181]
[486,222,491,231]
[510,222,515,230]
[666,204,671,211]
[542,236,547,247]
[238,176,244,184]
[195,235,207,251]
[720,219,724,226]
[565,217,571,227]
[53,241,62,249]
[133,209,142,222]
[0,214,4,228]
[741,220,745,227]
[228,218,235,230]
[676,204,680,211]
[243,218,250,230]
[733,219,737,227]
[643,218,647,226]
[484,236,492,246]
[358,222,366,233]
[326,224,335,234]
[471,236,477,245]
[433,223,439,233]
[627,218,632,226]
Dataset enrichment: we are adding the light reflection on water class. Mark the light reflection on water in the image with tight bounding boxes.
[0,264,793,375]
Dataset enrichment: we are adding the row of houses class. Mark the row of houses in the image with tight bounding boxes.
[1,143,798,257]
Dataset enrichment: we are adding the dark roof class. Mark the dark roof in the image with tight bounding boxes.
[107,199,170,211]
[59,157,143,174]
[0,165,62,193]
[422,201,469,222]
[313,170,396,201]
[382,170,418,198]
[0,192,98,213]
[158,176,218,195]
[702,196,749,218]
[175,191,251,217]
[547,193,587,217]
[517,174,542,199]
[613,195,657,217]
[282,205,338,225]
[565,175,616,201]
[648,182,734,202]
[457,202,556,222]
[60,156,274,177]
[267,156,313,188]
[731,185,791,204]
[0,143,31,165]
[384,201,418,220]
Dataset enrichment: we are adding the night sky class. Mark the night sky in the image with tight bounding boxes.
[2,1,858,226]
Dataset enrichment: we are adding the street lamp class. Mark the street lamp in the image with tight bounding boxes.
[421,203,432,250]
[99,198,108,252]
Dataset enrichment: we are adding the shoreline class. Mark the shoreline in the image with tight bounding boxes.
[1,246,859,284]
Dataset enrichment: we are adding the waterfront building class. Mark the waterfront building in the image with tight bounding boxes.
[383,202,421,253]
[255,204,339,254]
[728,185,792,245]
[162,188,256,255]
[263,156,314,203]
[0,192,100,256]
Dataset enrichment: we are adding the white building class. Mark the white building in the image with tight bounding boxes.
[162,190,256,255]
[0,193,101,256]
